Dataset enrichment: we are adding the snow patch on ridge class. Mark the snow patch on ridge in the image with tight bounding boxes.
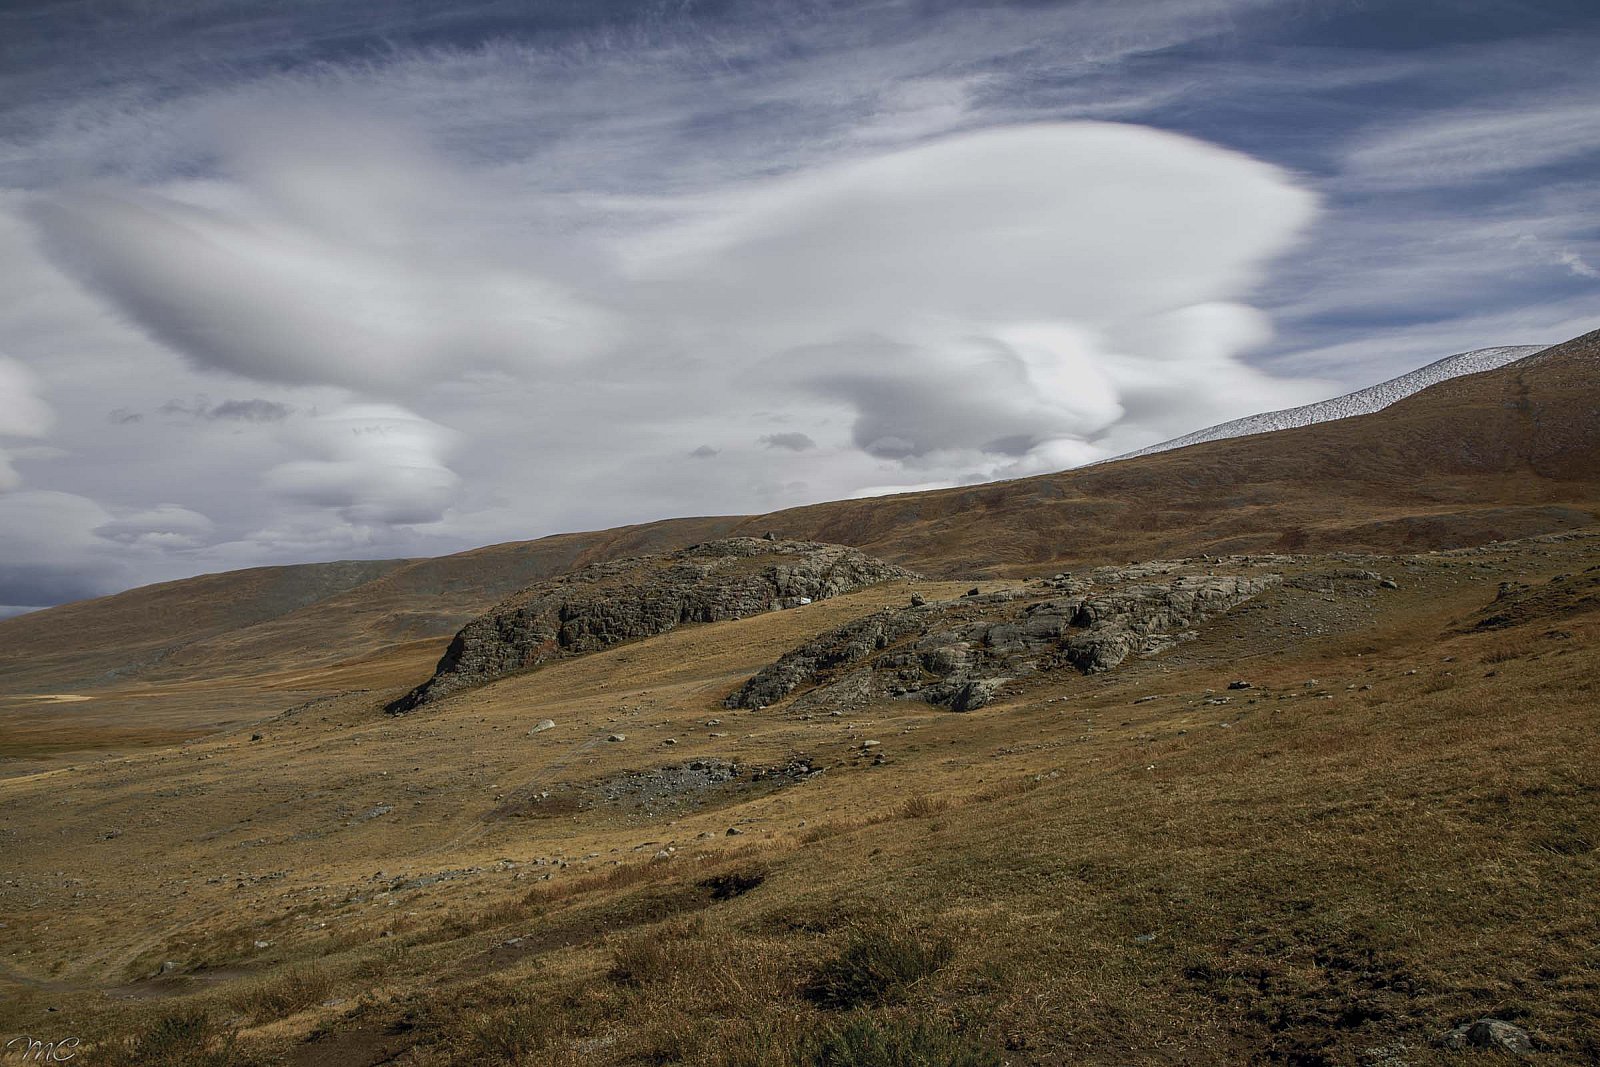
[1109,345,1548,462]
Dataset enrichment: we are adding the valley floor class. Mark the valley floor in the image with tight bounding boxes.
[2,535,1597,1065]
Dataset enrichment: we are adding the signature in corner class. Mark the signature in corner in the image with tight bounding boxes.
[3,1036,80,1063]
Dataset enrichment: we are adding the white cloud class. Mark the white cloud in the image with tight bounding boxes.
[1,114,1332,593]
[94,504,216,549]
[263,403,460,526]
[627,122,1320,476]
[1558,250,1600,280]
[0,356,52,438]
[1344,99,1600,188]
[27,108,620,394]
[0,354,54,489]
[0,490,186,607]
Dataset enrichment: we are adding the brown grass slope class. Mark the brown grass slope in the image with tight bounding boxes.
[2,328,1595,698]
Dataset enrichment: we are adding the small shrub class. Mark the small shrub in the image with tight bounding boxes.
[898,795,950,820]
[1482,640,1539,664]
[700,864,768,901]
[468,1006,564,1059]
[523,858,671,905]
[607,917,704,987]
[99,1007,254,1067]
[228,963,335,1021]
[352,938,411,980]
[806,925,955,1010]
[802,820,856,844]
[702,1017,812,1067]
[608,934,675,988]
[809,1012,1000,1067]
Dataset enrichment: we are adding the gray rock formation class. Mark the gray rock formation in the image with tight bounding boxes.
[727,569,1278,712]
[388,538,916,713]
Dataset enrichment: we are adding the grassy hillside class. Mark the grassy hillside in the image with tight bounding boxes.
[1,534,1595,1065]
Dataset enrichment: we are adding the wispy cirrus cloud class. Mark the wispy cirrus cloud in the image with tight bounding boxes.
[1342,98,1600,188]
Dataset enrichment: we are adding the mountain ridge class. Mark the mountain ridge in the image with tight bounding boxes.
[1111,343,1548,461]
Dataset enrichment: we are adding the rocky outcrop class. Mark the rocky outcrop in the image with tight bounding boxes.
[727,568,1279,712]
[388,538,916,713]
[726,607,933,711]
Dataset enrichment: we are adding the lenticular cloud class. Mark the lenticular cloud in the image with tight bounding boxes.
[21,115,1328,526]
[627,122,1326,475]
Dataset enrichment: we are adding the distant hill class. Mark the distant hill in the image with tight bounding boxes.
[1113,344,1547,461]
[0,517,743,693]
[1,328,1595,697]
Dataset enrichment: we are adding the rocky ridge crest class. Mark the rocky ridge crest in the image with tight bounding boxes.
[727,562,1281,712]
[388,537,917,713]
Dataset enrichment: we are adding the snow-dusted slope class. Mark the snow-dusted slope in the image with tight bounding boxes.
[1112,345,1549,462]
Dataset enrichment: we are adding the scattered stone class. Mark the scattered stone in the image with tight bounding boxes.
[1442,1019,1534,1056]
[253,940,271,949]
[1227,680,1253,690]
[860,740,881,749]
[607,734,627,742]
[1133,933,1157,944]
[1379,578,1400,589]
[910,593,927,607]
[964,587,982,597]
[725,826,745,835]
[529,719,556,734]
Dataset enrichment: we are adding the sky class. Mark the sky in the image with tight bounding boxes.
[1,0,1597,614]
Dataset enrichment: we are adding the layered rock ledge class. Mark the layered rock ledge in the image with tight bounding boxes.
[726,567,1280,713]
[387,538,917,713]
